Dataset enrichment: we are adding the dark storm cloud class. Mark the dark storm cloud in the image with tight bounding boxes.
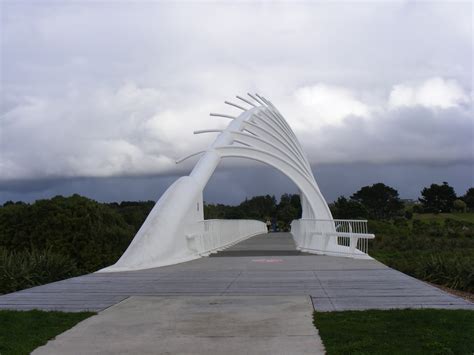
[1,163,472,205]
[300,105,474,165]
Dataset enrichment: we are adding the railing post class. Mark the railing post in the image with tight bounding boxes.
[349,222,357,255]
[291,218,373,258]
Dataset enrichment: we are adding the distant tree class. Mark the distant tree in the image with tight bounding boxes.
[277,194,301,228]
[462,188,474,211]
[330,196,368,219]
[2,201,26,207]
[289,194,302,216]
[107,200,155,231]
[237,195,277,220]
[452,199,467,213]
[419,182,457,213]
[351,183,404,220]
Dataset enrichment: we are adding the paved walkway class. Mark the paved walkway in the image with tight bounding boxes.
[1,233,472,312]
[212,233,302,256]
[33,296,325,355]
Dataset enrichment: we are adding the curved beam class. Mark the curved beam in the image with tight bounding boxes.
[252,112,309,166]
[224,101,247,111]
[175,150,205,164]
[247,93,265,106]
[210,113,236,119]
[252,112,302,155]
[261,107,304,155]
[194,129,222,135]
[216,145,332,220]
[260,103,313,171]
[256,105,307,160]
[236,95,256,107]
[258,98,300,142]
[228,131,311,179]
[241,121,313,177]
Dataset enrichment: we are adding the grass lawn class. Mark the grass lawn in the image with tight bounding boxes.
[0,309,95,355]
[314,309,474,355]
[413,212,474,224]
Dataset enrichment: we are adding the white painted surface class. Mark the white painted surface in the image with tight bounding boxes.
[291,219,375,259]
[186,219,268,256]
[100,94,374,272]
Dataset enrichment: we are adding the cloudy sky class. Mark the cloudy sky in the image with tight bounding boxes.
[1,1,472,204]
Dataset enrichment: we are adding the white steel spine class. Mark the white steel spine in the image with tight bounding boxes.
[179,94,332,220]
[101,92,375,272]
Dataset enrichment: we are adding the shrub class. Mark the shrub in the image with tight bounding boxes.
[0,248,78,294]
[453,199,467,213]
[370,217,474,292]
[416,254,474,292]
[0,195,137,273]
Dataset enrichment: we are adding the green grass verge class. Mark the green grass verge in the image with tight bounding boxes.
[0,309,95,355]
[314,309,474,355]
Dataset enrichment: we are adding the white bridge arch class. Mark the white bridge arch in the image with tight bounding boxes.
[101,94,374,272]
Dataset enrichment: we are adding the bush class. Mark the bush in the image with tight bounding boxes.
[0,195,138,273]
[0,248,78,294]
[370,217,474,292]
[416,254,474,292]
[453,199,467,213]
[0,195,155,294]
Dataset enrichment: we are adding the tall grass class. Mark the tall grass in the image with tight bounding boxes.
[370,217,474,293]
[417,254,474,292]
[0,248,78,294]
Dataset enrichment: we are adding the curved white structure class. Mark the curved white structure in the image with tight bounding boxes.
[100,93,373,272]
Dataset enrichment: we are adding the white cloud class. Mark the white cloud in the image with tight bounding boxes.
[293,84,371,127]
[388,77,469,109]
[0,2,472,183]
[0,83,223,180]
[290,77,472,165]
[297,105,473,165]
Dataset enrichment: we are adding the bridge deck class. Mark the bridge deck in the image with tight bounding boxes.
[0,233,472,312]
[212,232,302,256]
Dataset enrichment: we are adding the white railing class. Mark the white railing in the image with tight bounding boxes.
[291,219,375,259]
[186,219,267,256]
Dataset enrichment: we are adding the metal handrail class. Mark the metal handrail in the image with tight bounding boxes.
[186,219,267,256]
[290,218,375,257]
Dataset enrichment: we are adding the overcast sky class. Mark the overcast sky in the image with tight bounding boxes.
[1,1,473,204]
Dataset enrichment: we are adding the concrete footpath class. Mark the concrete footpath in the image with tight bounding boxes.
[33,296,325,355]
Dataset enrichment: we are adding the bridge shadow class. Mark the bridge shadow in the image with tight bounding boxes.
[211,232,307,257]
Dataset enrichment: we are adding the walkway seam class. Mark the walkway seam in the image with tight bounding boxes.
[313,270,336,311]
[97,296,131,312]
[220,270,243,295]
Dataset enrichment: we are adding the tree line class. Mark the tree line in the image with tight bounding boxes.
[204,193,302,230]
[332,182,473,220]
[205,182,474,225]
